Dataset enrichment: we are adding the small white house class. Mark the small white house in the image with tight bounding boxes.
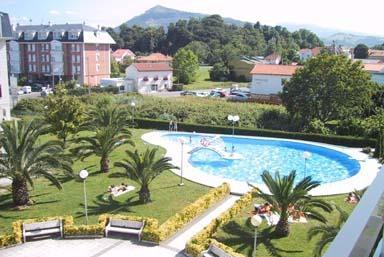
[125,63,173,94]
[250,64,301,95]
[0,12,12,121]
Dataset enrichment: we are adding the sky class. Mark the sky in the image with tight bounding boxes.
[1,0,383,36]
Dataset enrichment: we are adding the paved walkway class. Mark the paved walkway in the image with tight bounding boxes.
[0,195,240,257]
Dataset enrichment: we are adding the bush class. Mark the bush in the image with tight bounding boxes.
[185,191,254,257]
[136,118,376,148]
[12,98,46,116]
[158,183,230,241]
[0,234,16,248]
[305,119,332,135]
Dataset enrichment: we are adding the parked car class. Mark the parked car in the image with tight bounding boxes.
[22,86,32,94]
[196,92,209,97]
[230,90,251,97]
[17,89,24,95]
[209,90,226,98]
[40,88,53,97]
[180,91,196,96]
[31,83,43,92]
[228,92,249,102]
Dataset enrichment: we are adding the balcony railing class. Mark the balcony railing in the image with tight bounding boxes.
[323,166,384,257]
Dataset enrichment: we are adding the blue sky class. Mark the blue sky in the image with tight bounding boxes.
[1,0,383,36]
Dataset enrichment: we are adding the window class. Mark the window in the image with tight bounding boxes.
[53,32,62,40]
[154,76,159,81]
[77,55,80,63]
[24,32,35,40]
[38,31,48,40]
[28,54,32,62]
[143,77,149,82]
[163,76,168,81]
[76,44,80,52]
[96,53,100,62]
[68,32,79,40]
[28,64,32,72]
[151,84,158,91]
[96,64,100,72]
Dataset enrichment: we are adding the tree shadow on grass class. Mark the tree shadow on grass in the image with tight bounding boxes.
[108,172,126,179]
[75,194,142,218]
[215,219,303,257]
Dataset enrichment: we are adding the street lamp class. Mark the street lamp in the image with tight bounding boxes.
[79,169,89,225]
[178,138,186,186]
[227,115,240,135]
[130,100,136,126]
[251,215,263,257]
[303,151,312,178]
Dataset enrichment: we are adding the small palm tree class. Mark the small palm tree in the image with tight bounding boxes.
[307,206,349,257]
[114,148,178,203]
[0,120,73,206]
[72,127,133,172]
[250,171,333,237]
[84,104,130,130]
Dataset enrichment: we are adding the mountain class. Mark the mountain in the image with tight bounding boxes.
[120,5,245,28]
[322,33,384,47]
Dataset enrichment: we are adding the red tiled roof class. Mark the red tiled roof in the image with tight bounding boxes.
[136,53,173,62]
[369,49,384,57]
[112,49,135,58]
[250,64,301,76]
[364,63,384,73]
[311,47,322,56]
[133,62,173,72]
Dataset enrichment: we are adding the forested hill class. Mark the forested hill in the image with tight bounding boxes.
[106,14,323,65]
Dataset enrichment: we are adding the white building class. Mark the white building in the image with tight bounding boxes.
[0,12,12,120]
[125,63,173,94]
[299,47,322,62]
[250,64,301,95]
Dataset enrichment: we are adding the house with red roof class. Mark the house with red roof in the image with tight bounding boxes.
[364,63,384,84]
[125,62,173,93]
[299,47,323,62]
[264,53,282,64]
[368,49,384,62]
[250,64,301,95]
[112,49,135,63]
[136,53,173,64]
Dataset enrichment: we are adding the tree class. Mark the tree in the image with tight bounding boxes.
[74,104,134,172]
[0,120,73,206]
[281,55,375,126]
[184,41,210,64]
[354,44,369,59]
[44,86,85,147]
[115,148,178,203]
[209,62,230,81]
[250,171,332,237]
[173,48,199,84]
[307,206,349,257]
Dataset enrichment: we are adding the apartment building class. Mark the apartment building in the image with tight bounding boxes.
[8,23,115,86]
[0,12,12,120]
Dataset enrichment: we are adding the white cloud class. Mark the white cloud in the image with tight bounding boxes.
[49,10,60,16]
[65,10,77,15]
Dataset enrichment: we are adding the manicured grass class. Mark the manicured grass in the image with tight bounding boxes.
[0,129,210,234]
[184,66,249,91]
[214,195,355,257]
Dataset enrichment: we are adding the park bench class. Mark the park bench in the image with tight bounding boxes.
[105,219,145,241]
[201,244,234,257]
[23,219,63,242]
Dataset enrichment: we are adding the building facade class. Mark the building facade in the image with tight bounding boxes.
[125,63,173,94]
[250,64,300,95]
[8,23,115,86]
[112,49,135,63]
[364,63,384,84]
[0,12,12,121]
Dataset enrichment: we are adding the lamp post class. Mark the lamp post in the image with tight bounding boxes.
[178,138,186,186]
[130,101,136,126]
[227,115,240,135]
[303,151,312,178]
[251,215,263,257]
[79,169,89,225]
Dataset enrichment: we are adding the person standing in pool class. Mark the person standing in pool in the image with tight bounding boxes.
[169,120,173,131]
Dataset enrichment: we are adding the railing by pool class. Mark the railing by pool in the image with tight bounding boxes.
[323,166,384,257]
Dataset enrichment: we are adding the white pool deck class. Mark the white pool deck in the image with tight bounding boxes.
[142,131,382,196]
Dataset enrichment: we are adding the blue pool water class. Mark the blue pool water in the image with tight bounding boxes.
[162,133,361,184]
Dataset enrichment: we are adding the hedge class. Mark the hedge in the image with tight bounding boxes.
[135,118,376,148]
[158,183,230,241]
[185,190,255,257]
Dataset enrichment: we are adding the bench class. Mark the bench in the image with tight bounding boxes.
[23,219,63,242]
[201,244,233,257]
[105,219,145,241]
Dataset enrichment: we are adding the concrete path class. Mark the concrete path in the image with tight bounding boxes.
[163,195,240,251]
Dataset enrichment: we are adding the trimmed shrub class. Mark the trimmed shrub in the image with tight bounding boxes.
[0,234,16,248]
[12,98,46,116]
[136,118,376,148]
[158,183,230,241]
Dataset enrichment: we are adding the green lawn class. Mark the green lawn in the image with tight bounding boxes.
[0,129,210,234]
[214,195,355,257]
[183,66,249,91]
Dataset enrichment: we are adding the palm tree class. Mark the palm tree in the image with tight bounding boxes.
[84,104,131,130]
[307,206,349,257]
[250,171,333,237]
[0,120,73,206]
[72,126,133,172]
[114,148,178,203]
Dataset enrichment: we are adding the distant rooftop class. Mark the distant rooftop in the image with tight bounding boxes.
[250,64,301,76]
[112,49,135,59]
[133,62,173,72]
[369,49,384,58]
[136,53,173,63]
[0,12,12,39]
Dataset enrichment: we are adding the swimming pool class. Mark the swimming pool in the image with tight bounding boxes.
[142,131,379,195]
[162,133,360,185]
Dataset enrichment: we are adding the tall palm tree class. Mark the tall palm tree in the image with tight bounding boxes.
[0,120,73,206]
[307,206,349,257]
[114,148,178,203]
[72,126,133,172]
[250,171,333,237]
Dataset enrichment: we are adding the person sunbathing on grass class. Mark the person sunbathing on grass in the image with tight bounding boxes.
[252,203,272,216]
[345,192,359,204]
